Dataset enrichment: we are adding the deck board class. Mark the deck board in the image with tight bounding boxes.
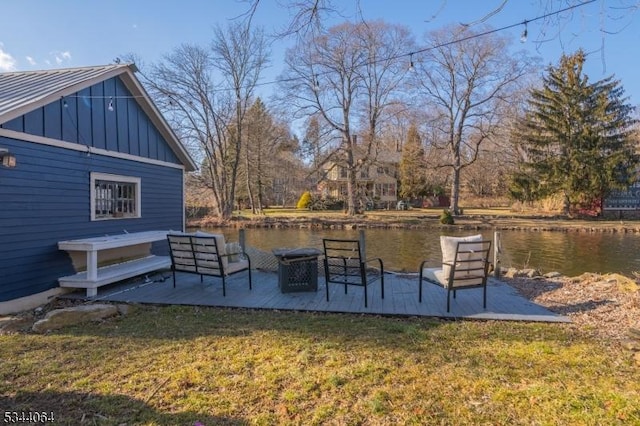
[65,269,569,323]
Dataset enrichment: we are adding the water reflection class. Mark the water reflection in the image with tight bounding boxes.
[199,227,640,276]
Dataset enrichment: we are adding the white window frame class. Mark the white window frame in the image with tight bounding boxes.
[90,172,141,221]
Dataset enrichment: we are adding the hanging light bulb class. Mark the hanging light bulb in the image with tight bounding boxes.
[520,21,528,43]
[409,53,415,72]
[107,97,114,111]
[62,99,68,108]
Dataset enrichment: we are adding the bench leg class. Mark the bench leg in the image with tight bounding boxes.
[87,288,98,298]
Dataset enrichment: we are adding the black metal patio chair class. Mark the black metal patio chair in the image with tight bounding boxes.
[322,238,384,307]
[419,237,491,312]
[167,233,252,296]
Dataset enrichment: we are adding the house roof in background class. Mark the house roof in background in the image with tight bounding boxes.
[0,64,196,171]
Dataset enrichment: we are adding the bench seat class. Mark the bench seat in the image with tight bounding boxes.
[59,255,170,297]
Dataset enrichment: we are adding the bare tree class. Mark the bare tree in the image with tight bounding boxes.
[145,45,233,218]
[242,98,295,214]
[412,25,534,214]
[356,20,415,167]
[211,22,269,217]
[143,22,267,220]
[239,0,339,38]
[278,20,413,215]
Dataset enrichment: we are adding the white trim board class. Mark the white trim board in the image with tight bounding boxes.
[0,128,186,171]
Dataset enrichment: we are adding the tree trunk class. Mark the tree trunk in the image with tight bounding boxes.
[449,167,461,215]
[255,147,264,215]
[345,135,357,216]
[247,181,256,214]
[562,191,571,215]
[256,176,265,215]
[450,150,462,215]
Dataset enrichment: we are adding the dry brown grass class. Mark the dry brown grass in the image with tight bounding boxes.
[1,305,639,425]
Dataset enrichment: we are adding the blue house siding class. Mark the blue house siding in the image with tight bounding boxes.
[0,76,181,166]
[0,136,184,302]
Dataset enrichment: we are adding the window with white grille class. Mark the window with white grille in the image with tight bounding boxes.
[91,173,141,220]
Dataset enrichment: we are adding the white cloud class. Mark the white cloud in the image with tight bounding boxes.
[50,50,72,66]
[26,56,36,65]
[0,44,17,71]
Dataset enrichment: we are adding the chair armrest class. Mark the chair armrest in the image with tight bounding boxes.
[364,257,384,272]
[221,251,249,262]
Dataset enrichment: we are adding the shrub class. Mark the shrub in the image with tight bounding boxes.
[296,191,313,209]
[439,209,454,225]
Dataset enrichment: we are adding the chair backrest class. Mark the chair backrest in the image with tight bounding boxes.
[191,235,226,276]
[323,238,363,283]
[447,240,491,288]
[167,233,227,276]
[167,234,197,273]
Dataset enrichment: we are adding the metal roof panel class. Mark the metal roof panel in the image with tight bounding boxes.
[0,64,196,171]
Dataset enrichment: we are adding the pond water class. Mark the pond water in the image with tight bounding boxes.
[198,227,640,277]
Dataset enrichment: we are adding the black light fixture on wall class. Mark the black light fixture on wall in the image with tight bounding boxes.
[0,148,17,168]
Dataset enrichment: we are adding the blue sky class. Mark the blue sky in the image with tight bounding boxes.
[2,1,639,104]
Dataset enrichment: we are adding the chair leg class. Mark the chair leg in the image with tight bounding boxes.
[222,276,226,297]
[248,268,252,290]
[447,289,451,312]
[172,270,176,288]
[418,272,423,303]
[324,260,330,302]
[325,276,330,302]
[364,282,368,308]
[380,273,384,299]
[483,285,487,309]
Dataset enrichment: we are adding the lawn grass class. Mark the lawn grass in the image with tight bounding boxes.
[2,306,639,425]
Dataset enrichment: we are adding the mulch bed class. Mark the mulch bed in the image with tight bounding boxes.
[503,272,640,341]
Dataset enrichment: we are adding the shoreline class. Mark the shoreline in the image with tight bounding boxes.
[188,214,640,233]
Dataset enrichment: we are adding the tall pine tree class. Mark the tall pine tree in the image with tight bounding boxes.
[511,50,638,214]
[399,124,427,200]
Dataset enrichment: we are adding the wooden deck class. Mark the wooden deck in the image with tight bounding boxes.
[66,269,569,323]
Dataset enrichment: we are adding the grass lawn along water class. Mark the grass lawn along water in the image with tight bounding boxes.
[194,207,640,233]
[1,306,639,425]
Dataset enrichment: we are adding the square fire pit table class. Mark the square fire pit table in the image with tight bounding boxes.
[272,247,322,293]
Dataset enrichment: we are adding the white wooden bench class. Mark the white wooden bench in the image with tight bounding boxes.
[58,230,171,297]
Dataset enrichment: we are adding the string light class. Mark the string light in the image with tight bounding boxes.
[520,20,528,43]
[61,95,118,112]
[260,0,595,91]
[50,1,594,99]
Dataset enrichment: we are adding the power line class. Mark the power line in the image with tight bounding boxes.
[60,0,598,98]
[253,0,596,90]
[408,0,596,58]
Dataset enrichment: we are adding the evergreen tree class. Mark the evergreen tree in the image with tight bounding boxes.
[512,50,638,214]
[399,124,427,199]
